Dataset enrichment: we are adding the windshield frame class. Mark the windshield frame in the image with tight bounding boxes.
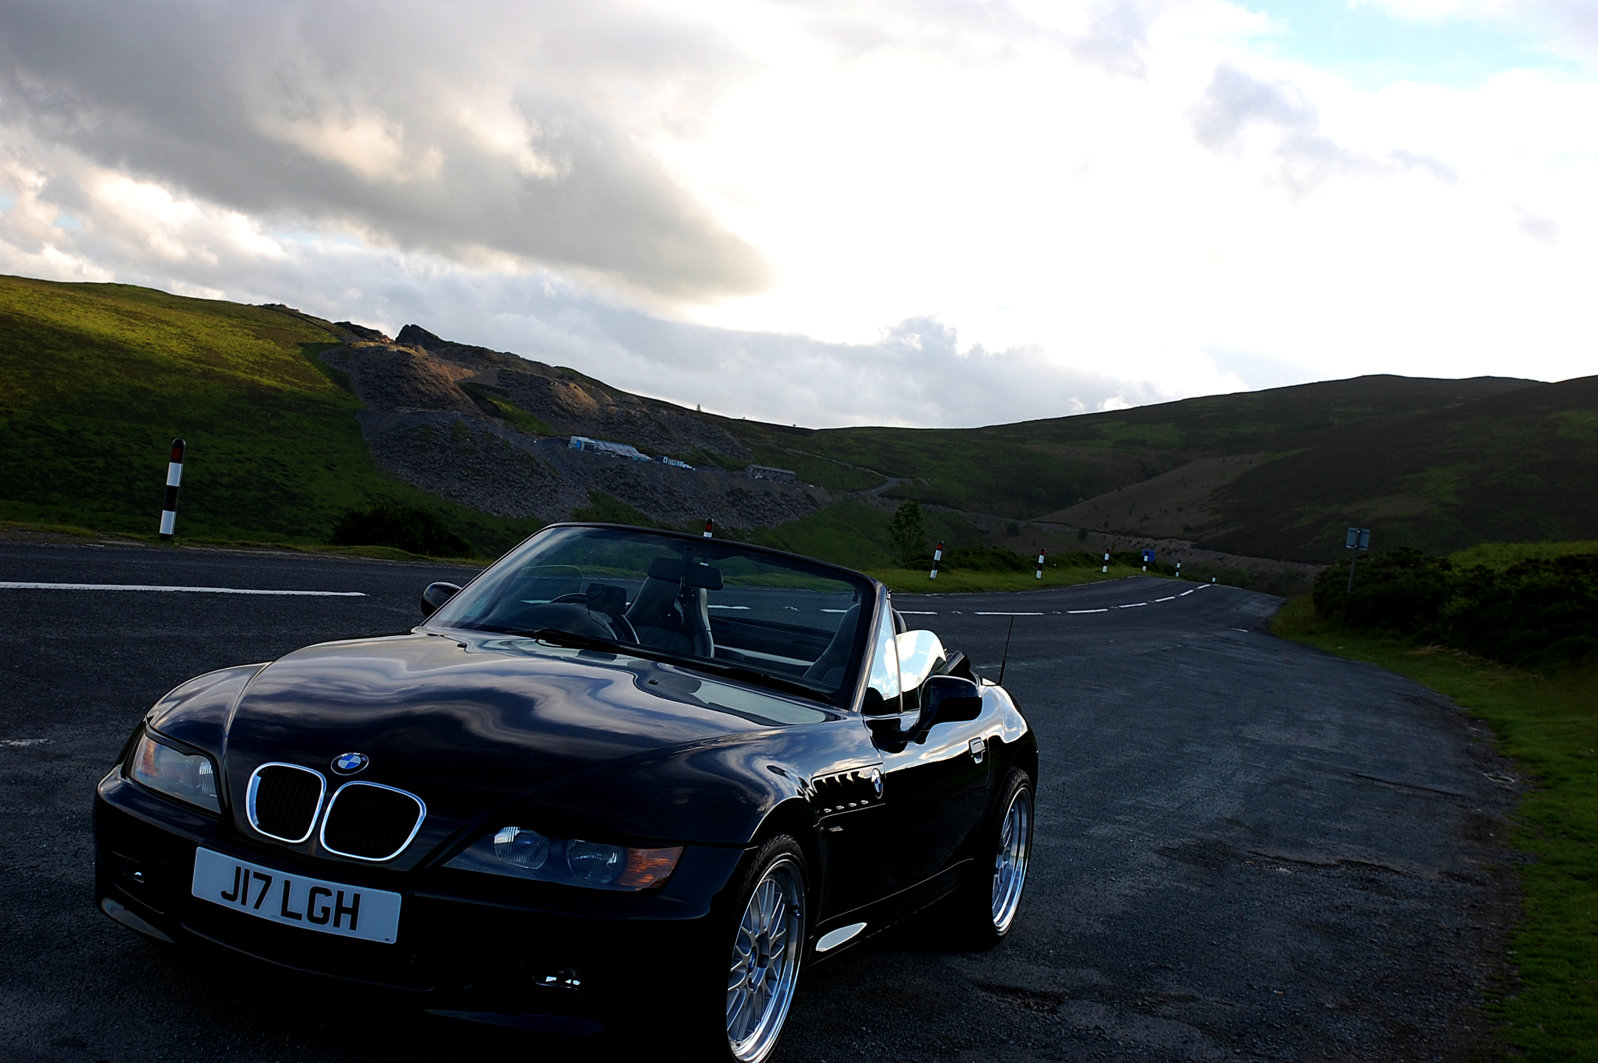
[420,523,881,707]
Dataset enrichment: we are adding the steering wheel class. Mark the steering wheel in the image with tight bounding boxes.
[550,592,637,644]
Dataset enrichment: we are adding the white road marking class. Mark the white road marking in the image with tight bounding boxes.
[899,580,1217,620]
[0,582,365,597]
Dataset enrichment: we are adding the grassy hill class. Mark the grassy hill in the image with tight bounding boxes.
[2,274,1593,571]
[728,375,1540,520]
[0,276,537,552]
[1207,375,1598,559]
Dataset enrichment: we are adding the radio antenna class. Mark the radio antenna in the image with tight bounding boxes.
[997,616,1016,686]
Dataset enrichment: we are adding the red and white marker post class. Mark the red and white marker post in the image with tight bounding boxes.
[1036,547,1046,580]
[159,438,185,540]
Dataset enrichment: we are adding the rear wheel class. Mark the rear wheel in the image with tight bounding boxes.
[962,768,1032,944]
[722,836,807,1063]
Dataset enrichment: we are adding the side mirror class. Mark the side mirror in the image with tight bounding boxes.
[420,581,461,617]
[894,629,947,691]
[861,687,900,720]
[921,675,982,727]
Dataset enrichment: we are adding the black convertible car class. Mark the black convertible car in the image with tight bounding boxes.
[94,523,1035,1062]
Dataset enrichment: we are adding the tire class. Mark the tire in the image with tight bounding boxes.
[721,836,808,1063]
[962,767,1033,945]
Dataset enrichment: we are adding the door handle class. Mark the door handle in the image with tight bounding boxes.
[968,737,986,764]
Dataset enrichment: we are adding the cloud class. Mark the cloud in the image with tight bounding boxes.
[390,287,1173,430]
[1068,0,1158,78]
[1539,0,1598,63]
[2,0,1596,435]
[0,0,770,301]
[1189,64,1459,193]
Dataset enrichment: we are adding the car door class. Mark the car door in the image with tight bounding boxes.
[873,616,993,892]
[820,598,992,918]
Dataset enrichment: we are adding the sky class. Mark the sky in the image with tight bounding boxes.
[1,0,1594,429]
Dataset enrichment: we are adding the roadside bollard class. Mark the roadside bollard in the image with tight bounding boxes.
[159,438,185,540]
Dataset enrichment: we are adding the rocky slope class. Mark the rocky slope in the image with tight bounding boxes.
[320,329,825,530]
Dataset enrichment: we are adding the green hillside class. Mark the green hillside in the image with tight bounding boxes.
[1208,376,1598,559]
[2,274,1593,570]
[726,375,1540,519]
[0,275,532,551]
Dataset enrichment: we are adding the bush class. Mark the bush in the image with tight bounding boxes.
[330,501,471,556]
[1314,547,1598,669]
[1443,556,1598,669]
[1315,547,1455,632]
[941,543,1032,572]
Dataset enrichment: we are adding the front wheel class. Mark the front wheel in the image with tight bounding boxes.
[722,836,808,1063]
[961,767,1033,945]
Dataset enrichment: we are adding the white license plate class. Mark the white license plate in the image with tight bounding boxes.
[191,847,402,944]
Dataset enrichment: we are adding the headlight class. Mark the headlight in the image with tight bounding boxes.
[127,731,221,813]
[446,826,682,891]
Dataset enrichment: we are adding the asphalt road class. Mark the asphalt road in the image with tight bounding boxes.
[0,541,1518,1062]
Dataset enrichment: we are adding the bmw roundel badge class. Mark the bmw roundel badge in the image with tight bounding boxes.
[332,752,370,775]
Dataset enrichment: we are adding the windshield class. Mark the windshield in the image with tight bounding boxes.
[425,524,874,702]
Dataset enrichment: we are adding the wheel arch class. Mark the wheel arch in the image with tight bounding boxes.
[750,797,820,896]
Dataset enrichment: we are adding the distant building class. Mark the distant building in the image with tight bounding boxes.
[569,436,651,462]
[747,464,796,482]
[659,456,694,470]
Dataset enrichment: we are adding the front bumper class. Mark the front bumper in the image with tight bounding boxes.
[94,771,746,1029]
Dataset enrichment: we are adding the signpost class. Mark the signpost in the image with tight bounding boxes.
[1345,526,1371,592]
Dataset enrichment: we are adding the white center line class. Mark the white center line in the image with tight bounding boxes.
[0,582,365,597]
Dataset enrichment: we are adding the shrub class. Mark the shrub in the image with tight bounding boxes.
[330,501,471,556]
[942,543,1032,572]
[888,501,928,566]
[1443,556,1598,669]
[1315,547,1598,669]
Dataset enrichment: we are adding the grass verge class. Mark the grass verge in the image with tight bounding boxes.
[870,563,1166,594]
[1272,596,1598,1059]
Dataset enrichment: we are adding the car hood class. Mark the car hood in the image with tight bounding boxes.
[214,632,836,858]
